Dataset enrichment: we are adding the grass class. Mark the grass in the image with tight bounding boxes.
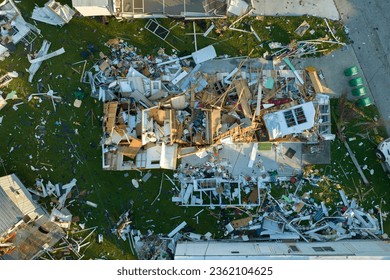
[307,99,390,234]
[1,0,382,260]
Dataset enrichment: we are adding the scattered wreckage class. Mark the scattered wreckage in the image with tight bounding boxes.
[31,0,75,26]
[0,1,388,261]
[0,174,65,260]
[376,138,390,178]
[109,183,388,260]
[83,37,389,260]
[0,0,40,49]
[93,38,333,174]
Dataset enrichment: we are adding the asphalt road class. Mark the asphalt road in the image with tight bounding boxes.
[334,0,390,136]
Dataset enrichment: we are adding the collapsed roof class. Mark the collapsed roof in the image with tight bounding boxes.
[31,0,75,26]
[93,39,333,172]
[0,174,64,260]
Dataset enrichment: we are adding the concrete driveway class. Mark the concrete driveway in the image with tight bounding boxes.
[294,46,364,99]
[251,0,340,20]
[334,0,390,136]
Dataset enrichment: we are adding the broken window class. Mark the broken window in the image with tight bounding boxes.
[294,107,307,124]
[283,106,307,127]
[145,19,170,40]
[289,245,300,252]
[313,246,335,252]
[283,110,296,127]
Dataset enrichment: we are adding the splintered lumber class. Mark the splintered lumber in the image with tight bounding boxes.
[0,73,13,88]
[210,49,254,108]
[119,138,142,159]
[210,109,221,144]
[28,47,65,64]
[232,79,252,118]
[104,102,118,133]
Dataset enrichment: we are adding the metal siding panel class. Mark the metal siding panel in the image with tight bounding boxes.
[0,187,22,234]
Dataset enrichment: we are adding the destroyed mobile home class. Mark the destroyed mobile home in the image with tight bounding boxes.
[0,0,40,59]
[31,0,75,26]
[0,174,64,260]
[96,39,332,174]
[90,39,389,254]
[0,173,104,260]
[0,2,388,261]
[111,186,388,260]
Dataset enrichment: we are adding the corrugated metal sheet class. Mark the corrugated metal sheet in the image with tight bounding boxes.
[0,174,39,234]
[0,186,22,234]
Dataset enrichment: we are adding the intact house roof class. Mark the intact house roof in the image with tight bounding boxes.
[0,174,64,260]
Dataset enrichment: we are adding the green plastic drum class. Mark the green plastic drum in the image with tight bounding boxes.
[352,86,367,97]
[356,97,373,107]
[344,66,359,77]
[74,90,85,100]
[349,77,364,87]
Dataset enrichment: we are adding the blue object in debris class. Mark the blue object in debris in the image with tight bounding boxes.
[313,209,324,222]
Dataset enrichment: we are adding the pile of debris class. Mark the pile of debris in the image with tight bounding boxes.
[31,0,75,26]
[43,226,98,260]
[221,186,386,242]
[93,38,333,174]
[28,178,78,230]
[0,0,40,58]
[112,210,175,260]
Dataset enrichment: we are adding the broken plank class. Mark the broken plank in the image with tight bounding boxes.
[28,48,65,64]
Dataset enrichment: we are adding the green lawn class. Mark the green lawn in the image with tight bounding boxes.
[307,99,390,235]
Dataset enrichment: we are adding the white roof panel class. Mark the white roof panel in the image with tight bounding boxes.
[0,174,42,234]
[263,102,315,140]
[192,45,217,64]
